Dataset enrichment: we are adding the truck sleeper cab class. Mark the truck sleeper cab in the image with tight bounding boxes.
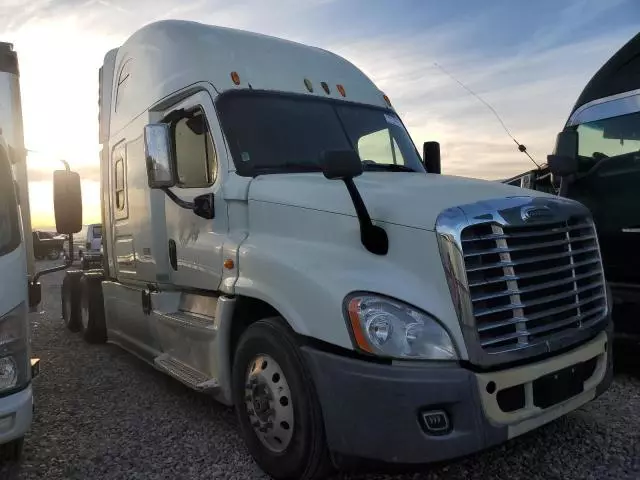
[59,20,613,479]
[502,32,640,339]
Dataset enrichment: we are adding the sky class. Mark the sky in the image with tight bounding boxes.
[1,0,638,227]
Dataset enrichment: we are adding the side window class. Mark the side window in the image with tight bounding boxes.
[172,108,217,188]
[357,129,406,165]
[113,144,128,218]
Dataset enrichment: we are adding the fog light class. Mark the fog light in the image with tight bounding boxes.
[0,357,18,390]
[420,409,451,435]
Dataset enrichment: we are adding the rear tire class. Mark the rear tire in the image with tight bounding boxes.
[79,275,107,344]
[0,437,24,462]
[232,317,333,480]
[61,274,82,332]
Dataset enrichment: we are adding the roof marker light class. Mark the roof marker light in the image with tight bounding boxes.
[321,82,330,95]
[383,94,392,107]
[337,84,346,97]
[231,71,241,85]
[304,78,313,92]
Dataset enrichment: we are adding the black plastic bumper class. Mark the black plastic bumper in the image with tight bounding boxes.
[302,328,613,465]
[301,348,508,465]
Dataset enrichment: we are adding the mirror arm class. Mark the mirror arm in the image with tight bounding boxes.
[343,178,388,256]
[162,187,195,210]
[32,233,75,283]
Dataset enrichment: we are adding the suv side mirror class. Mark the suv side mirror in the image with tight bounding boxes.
[53,169,82,234]
[547,130,578,177]
[144,123,175,188]
[320,150,363,180]
[423,141,441,174]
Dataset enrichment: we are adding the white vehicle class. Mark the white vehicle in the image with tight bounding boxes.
[84,224,102,253]
[0,42,41,461]
[79,223,103,269]
[59,21,614,479]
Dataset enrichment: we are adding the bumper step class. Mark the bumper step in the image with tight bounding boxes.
[154,354,219,392]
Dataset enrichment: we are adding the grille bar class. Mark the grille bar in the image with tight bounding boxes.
[475,284,603,318]
[464,235,596,258]
[466,245,599,273]
[471,270,602,302]
[468,257,601,288]
[462,222,592,242]
[477,304,605,333]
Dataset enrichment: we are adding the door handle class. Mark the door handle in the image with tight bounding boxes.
[168,239,178,271]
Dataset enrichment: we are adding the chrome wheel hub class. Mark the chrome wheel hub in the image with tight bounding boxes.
[245,354,294,453]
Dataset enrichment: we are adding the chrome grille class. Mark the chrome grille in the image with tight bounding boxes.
[461,217,607,354]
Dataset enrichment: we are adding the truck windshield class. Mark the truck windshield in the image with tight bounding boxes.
[216,93,425,175]
[0,150,20,256]
[576,111,640,168]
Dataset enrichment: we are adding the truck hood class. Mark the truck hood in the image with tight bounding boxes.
[248,172,549,231]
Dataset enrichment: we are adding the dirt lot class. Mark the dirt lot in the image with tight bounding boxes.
[1,265,639,480]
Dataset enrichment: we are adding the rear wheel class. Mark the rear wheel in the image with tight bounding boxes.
[232,317,332,480]
[0,437,24,462]
[61,273,82,332]
[79,275,107,344]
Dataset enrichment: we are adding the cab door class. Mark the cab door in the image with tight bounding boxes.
[161,91,226,290]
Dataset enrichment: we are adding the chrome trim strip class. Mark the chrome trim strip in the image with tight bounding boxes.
[567,89,640,126]
[436,195,609,368]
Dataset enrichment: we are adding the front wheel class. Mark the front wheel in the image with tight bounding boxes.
[79,275,107,344]
[47,249,61,260]
[61,274,82,332]
[0,437,24,462]
[232,317,332,480]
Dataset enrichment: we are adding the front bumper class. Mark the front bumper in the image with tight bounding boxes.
[0,385,33,444]
[302,329,613,465]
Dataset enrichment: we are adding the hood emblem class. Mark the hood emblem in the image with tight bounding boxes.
[521,205,554,223]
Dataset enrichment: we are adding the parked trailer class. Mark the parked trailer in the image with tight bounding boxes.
[57,20,614,479]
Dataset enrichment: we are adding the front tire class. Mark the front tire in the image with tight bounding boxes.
[0,437,24,462]
[61,273,82,332]
[232,317,332,480]
[47,249,61,260]
[79,275,107,344]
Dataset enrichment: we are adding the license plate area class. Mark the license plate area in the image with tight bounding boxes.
[532,356,598,409]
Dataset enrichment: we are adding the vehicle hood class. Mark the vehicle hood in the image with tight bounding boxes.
[248,172,552,231]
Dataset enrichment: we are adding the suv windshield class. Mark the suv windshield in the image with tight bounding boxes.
[92,225,102,238]
[0,151,20,256]
[576,111,640,168]
[217,93,425,175]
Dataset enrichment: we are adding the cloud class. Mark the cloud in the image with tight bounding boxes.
[328,17,637,179]
[1,0,637,232]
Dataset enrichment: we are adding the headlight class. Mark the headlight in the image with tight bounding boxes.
[345,294,457,360]
[0,302,29,392]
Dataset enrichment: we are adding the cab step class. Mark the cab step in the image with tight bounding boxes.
[155,310,216,333]
[154,354,219,392]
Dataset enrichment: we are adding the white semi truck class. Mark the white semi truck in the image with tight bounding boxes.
[0,42,43,461]
[58,20,614,479]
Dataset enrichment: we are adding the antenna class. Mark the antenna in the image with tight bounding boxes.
[434,62,541,169]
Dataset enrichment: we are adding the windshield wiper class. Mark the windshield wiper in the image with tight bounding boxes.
[362,163,416,172]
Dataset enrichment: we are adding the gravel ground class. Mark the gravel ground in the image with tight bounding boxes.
[1,265,639,480]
